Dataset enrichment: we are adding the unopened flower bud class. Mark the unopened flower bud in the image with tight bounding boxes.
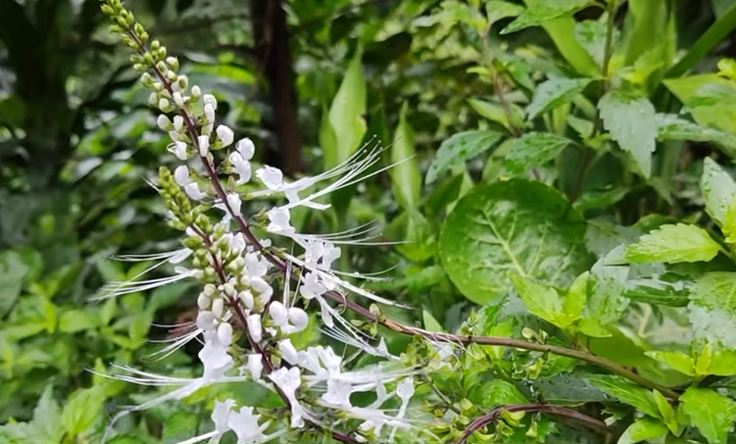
[156,114,172,131]
[216,125,234,147]
[269,301,288,326]
[247,314,262,342]
[197,135,209,157]
[211,297,224,318]
[288,307,309,332]
[197,293,211,310]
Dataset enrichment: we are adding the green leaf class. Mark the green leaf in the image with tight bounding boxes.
[526,77,592,119]
[625,223,721,264]
[701,158,736,227]
[470,380,527,409]
[59,309,98,333]
[618,418,669,444]
[422,310,444,332]
[62,386,107,437]
[0,251,28,317]
[425,130,502,185]
[624,0,672,66]
[33,385,63,441]
[646,351,694,376]
[598,91,657,177]
[689,273,736,349]
[439,179,591,305]
[664,74,736,134]
[511,274,580,328]
[468,98,523,131]
[690,272,736,311]
[680,387,736,444]
[501,0,591,34]
[586,375,660,418]
[325,46,366,169]
[390,102,421,209]
[504,132,571,174]
[656,114,736,157]
[485,1,524,28]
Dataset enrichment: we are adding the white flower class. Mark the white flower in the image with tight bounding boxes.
[173,91,185,108]
[185,182,206,200]
[269,301,288,326]
[158,98,170,112]
[256,166,284,190]
[236,138,255,160]
[197,135,210,157]
[174,165,190,186]
[239,290,254,310]
[212,399,235,435]
[229,152,252,184]
[226,193,241,215]
[278,339,299,365]
[216,125,234,147]
[173,115,184,131]
[245,252,269,279]
[198,329,233,380]
[196,311,216,331]
[191,85,202,98]
[157,114,172,130]
[266,207,294,235]
[269,301,308,334]
[170,141,188,160]
[228,406,269,444]
[247,314,262,342]
[247,353,263,380]
[204,103,215,123]
[204,94,217,109]
[268,367,305,428]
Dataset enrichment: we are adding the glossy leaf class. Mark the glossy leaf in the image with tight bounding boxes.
[701,158,736,227]
[390,102,421,209]
[618,418,669,444]
[440,179,591,304]
[526,77,592,119]
[504,132,571,174]
[425,130,502,184]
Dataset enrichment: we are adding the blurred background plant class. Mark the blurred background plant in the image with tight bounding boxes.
[2,0,736,443]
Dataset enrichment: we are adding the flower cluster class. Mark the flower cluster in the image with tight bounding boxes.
[99,1,431,443]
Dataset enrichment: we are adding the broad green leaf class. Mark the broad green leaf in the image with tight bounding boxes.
[319,102,338,168]
[511,274,578,328]
[504,132,571,174]
[501,0,591,34]
[33,385,63,442]
[701,158,736,227]
[62,386,107,437]
[526,78,592,119]
[680,387,736,444]
[564,272,589,322]
[59,309,98,333]
[646,351,694,376]
[586,374,660,418]
[325,46,366,169]
[485,1,523,28]
[390,102,421,209]
[689,273,736,349]
[425,130,502,184]
[439,179,592,305]
[656,114,736,157]
[470,380,527,409]
[664,74,736,133]
[575,18,610,67]
[618,418,669,444]
[422,310,443,332]
[467,98,523,131]
[598,91,657,177]
[625,224,721,264]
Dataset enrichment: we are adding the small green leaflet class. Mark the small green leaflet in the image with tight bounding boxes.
[648,344,736,377]
[468,98,523,131]
[510,272,587,329]
[504,132,571,174]
[701,158,736,227]
[425,130,502,184]
[485,1,523,28]
[618,418,668,444]
[598,91,657,177]
[625,223,722,264]
[501,0,592,34]
[526,77,591,119]
[680,387,736,444]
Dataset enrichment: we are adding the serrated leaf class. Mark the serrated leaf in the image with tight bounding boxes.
[486,1,524,28]
[664,74,736,133]
[599,91,657,177]
[470,380,527,409]
[325,46,366,169]
[701,158,736,227]
[390,102,421,209]
[504,132,571,174]
[625,223,721,264]
[425,130,502,184]
[511,274,580,328]
[680,387,736,444]
[62,386,107,437]
[526,77,591,119]
[618,418,669,444]
[656,114,736,157]
[439,179,592,305]
[586,375,660,418]
[0,251,29,317]
[646,351,695,376]
[501,0,591,34]
[468,98,523,131]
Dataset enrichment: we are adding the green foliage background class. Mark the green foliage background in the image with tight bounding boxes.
[3,0,736,443]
